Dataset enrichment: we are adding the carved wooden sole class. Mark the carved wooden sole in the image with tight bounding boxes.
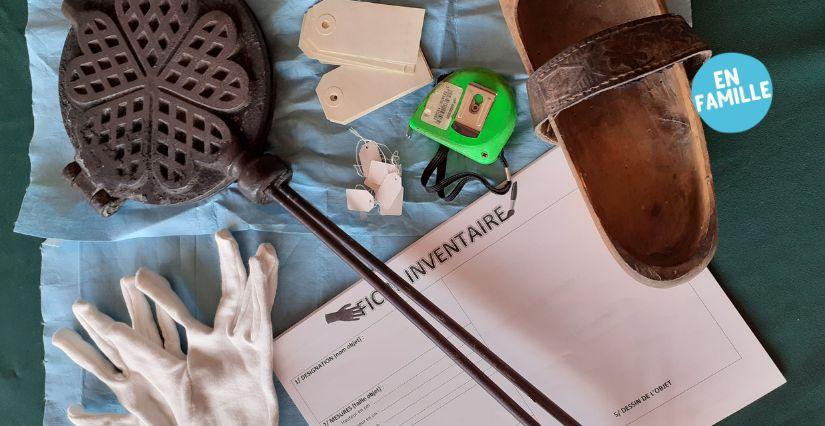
[500,0,718,286]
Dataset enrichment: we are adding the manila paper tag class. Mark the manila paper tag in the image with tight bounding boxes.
[346,189,376,212]
[365,160,393,190]
[301,0,424,70]
[358,141,382,177]
[376,173,403,216]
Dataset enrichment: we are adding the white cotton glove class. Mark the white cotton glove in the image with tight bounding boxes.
[53,230,280,426]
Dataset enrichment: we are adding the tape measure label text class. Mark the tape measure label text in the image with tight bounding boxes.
[421,82,461,130]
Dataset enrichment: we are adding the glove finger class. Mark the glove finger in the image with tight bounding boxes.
[255,243,280,314]
[253,244,279,341]
[120,275,162,347]
[236,247,278,343]
[105,322,183,377]
[135,268,209,335]
[232,257,257,340]
[67,405,141,426]
[72,300,127,371]
[155,303,184,359]
[52,329,119,385]
[214,230,247,331]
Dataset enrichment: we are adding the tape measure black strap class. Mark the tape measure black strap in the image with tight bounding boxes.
[435,145,448,199]
[421,146,513,202]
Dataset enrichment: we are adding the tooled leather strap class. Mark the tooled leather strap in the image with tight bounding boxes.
[527,14,711,143]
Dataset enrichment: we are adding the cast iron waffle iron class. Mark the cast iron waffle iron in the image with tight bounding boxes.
[59,0,275,215]
[57,1,577,424]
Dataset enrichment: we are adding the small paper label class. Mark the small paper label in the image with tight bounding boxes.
[377,173,404,216]
[365,161,393,190]
[421,81,462,130]
[376,173,403,209]
[358,141,382,177]
[346,189,376,212]
[379,189,403,216]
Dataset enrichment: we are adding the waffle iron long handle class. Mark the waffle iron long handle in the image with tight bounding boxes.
[272,190,579,425]
[236,152,577,425]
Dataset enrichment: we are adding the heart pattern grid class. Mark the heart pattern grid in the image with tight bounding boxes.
[63,0,250,196]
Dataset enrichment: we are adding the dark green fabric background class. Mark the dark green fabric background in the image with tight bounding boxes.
[1,0,822,424]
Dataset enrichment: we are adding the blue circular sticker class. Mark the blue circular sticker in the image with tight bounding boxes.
[691,53,773,133]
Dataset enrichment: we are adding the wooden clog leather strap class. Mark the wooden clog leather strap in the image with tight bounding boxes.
[527,14,711,143]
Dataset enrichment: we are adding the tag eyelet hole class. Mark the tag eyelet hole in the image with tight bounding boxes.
[317,14,336,35]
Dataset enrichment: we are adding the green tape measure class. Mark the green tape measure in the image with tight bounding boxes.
[409,68,518,208]
[409,68,517,165]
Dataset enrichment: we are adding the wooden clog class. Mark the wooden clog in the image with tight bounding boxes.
[501,0,718,286]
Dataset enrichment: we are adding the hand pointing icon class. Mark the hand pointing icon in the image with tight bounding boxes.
[325,303,366,324]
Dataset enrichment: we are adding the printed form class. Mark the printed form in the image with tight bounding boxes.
[273,149,785,426]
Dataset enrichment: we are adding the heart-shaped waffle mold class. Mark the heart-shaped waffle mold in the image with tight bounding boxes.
[59,0,271,215]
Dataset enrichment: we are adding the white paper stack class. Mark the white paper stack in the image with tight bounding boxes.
[299,0,433,124]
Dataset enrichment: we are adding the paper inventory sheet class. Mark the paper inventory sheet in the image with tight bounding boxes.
[272,149,784,426]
